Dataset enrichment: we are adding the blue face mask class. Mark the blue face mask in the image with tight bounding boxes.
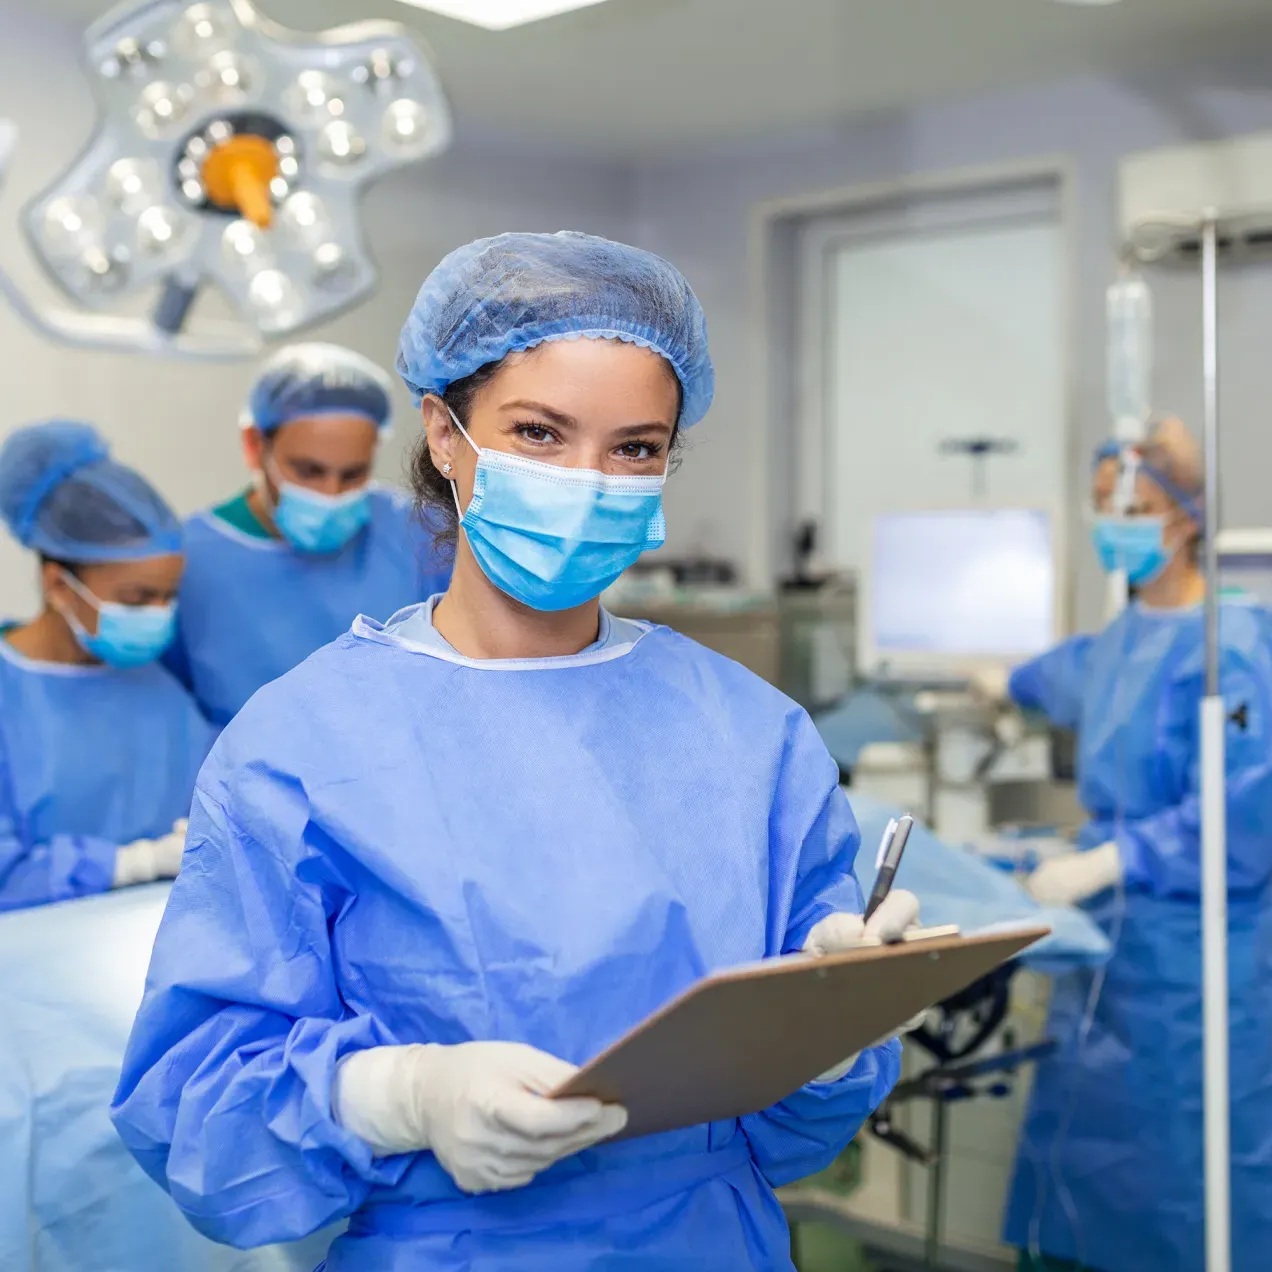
[267,470,371,554]
[58,570,177,669]
[446,408,666,612]
[1090,515,1172,585]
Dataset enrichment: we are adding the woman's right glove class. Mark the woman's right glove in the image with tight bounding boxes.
[332,1040,628,1195]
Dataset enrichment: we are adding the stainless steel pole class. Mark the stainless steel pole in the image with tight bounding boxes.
[1199,210,1231,1272]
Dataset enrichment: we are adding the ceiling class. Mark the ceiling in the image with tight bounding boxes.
[36,0,1272,157]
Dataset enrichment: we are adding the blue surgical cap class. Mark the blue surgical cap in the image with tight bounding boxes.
[396,231,715,427]
[0,421,182,563]
[1093,438,1202,524]
[247,343,394,435]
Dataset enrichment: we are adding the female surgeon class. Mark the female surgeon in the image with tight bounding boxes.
[164,342,452,727]
[112,232,919,1271]
[1002,419,1272,1272]
[0,421,215,913]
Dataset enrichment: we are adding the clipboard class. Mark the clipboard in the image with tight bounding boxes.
[554,924,1049,1140]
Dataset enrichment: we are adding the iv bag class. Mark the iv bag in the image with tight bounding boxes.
[1106,272,1153,442]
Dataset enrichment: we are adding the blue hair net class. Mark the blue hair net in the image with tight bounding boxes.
[0,421,182,563]
[247,343,394,435]
[1093,438,1202,524]
[396,231,715,427]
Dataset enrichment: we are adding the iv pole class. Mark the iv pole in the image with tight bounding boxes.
[1122,207,1230,1272]
[1198,210,1231,1272]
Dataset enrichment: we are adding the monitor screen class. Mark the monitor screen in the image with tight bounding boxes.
[871,509,1055,660]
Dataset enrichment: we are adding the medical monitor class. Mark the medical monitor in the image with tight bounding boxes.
[1217,529,1272,607]
[861,507,1060,678]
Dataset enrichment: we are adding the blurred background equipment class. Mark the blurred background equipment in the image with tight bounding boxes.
[1,0,450,357]
[861,508,1059,684]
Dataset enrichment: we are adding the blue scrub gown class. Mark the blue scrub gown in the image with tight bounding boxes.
[1002,601,1272,1272]
[0,635,215,913]
[164,488,451,726]
[112,603,900,1270]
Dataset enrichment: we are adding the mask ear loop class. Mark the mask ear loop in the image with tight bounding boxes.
[51,568,101,647]
[443,404,481,524]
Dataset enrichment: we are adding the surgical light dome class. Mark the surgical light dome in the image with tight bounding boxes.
[7,0,451,357]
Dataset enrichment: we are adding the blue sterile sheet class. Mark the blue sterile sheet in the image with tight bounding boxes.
[848,793,1111,974]
[0,885,335,1272]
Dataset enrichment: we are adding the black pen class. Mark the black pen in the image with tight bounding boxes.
[864,814,914,924]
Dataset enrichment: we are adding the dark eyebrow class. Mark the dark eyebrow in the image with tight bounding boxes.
[499,400,578,428]
[613,421,675,437]
[499,401,674,436]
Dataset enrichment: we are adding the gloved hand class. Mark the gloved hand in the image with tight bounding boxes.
[803,888,921,955]
[970,666,1010,703]
[112,820,188,888]
[332,1041,628,1194]
[803,890,922,1082]
[1025,842,1122,907]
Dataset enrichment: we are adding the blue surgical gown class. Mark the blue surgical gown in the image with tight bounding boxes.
[112,603,900,1270]
[0,635,214,914]
[1002,601,1272,1272]
[164,488,451,726]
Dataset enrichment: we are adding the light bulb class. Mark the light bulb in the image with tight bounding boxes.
[279,192,331,247]
[353,47,416,93]
[76,246,130,294]
[197,51,256,105]
[136,205,193,259]
[133,81,193,138]
[172,4,234,60]
[99,37,165,81]
[312,241,355,291]
[286,70,344,126]
[318,121,366,167]
[105,158,163,215]
[248,269,303,328]
[41,196,104,261]
[383,99,430,154]
[221,219,272,273]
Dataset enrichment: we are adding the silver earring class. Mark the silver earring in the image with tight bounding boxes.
[442,462,453,475]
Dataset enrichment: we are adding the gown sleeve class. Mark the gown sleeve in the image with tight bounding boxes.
[0,727,117,913]
[1007,634,1094,729]
[1100,643,1272,898]
[738,708,902,1188]
[110,766,409,1249]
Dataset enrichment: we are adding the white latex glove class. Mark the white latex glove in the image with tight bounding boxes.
[332,1041,628,1195]
[1025,842,1122,908]
[803,888,921,955]
[803,890,922,1082]
[970,665,1010,703]
[112,820,188,888]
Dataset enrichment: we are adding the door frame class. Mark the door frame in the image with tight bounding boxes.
[748,156,1079,634]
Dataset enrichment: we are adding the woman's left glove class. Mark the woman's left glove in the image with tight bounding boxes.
[803,889,921,954]
[803,890,922,1082]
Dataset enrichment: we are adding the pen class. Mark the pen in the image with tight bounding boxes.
[864,814,914,924]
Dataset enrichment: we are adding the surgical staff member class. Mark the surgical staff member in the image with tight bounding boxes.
[164,342,451,726]
[113,232,918,1271]
[0,422,214,914]
[1002,419,1272,1272]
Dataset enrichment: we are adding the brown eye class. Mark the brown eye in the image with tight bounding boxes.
[619,441,658,460]
[515,423,557,445]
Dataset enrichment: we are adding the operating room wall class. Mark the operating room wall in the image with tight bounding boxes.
[628,57,1272,631]
[0,0,633,616]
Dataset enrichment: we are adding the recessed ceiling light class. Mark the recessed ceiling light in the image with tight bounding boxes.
[394,0,613,30]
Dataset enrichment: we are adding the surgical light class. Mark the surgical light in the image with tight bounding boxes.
[393,0,614,32]
[0,0,451,359]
